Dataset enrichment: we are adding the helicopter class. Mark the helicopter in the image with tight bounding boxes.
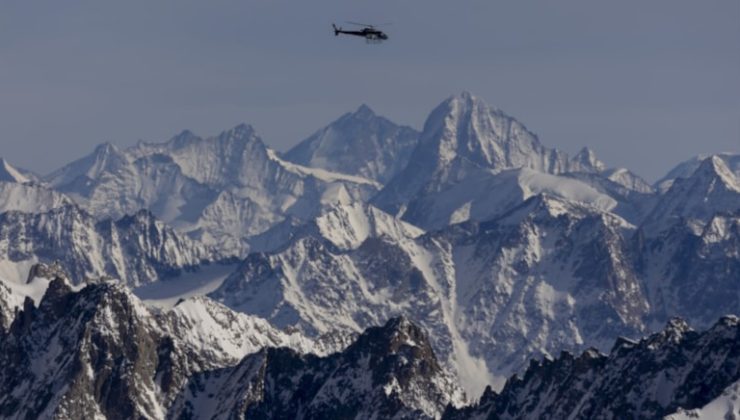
[332,22,389,43]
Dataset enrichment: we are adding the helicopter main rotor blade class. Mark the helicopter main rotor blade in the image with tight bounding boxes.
[346,21,376,28]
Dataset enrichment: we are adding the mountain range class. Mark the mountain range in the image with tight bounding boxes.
[0,91,737,418]
[1,277,737,419]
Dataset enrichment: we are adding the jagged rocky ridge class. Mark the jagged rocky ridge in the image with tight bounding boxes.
[443,316,740,419]
[0,276,736,420]
[169,316,465,419]
[0,278,463,419]
[0,204,226,287]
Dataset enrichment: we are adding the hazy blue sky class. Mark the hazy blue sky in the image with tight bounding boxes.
[1,1,738,180]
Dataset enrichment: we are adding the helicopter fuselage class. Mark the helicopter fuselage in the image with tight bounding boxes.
[333,25,388,41]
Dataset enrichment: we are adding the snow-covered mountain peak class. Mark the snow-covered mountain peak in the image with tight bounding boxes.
[695,154,739,191]
[352,103,376,119]
[352,316,430,354]
[661,317,693,339]
[94,141,118,155]
[642,154,740,230]
[656,152,740,192]
[0,158,30,183]
[494,194,576,224]
[442,90,487,112]
[601,167,655,193]
[374,92,575,218]
[420,91,520,168]
[165,128,200,149]
[718,314,740,328]
[216,122,259,144]
[314,201,423,250]
[161,123,266,175]
[283,103,419,183]
[45,141,129,188]
[90,142,128,174]
[38,276,73,306]
[570,147,606,173]
[377,315,437,350]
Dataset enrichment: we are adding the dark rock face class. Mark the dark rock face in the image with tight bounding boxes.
[0,280,463,419]
[0,278,184,419]
[444,316,740,419]
[170,317,464,419]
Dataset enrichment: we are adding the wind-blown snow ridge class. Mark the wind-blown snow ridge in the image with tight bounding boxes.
[266,148,381,188]
[0,158,31,183]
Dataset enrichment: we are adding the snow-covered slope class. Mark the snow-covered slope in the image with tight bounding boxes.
[210,194,654,395]
[314,201,424,250]
[568,147,654,194]
[0,205,223,287]
[284,104,420,184]
[603,167,654,193]
[391,166,622,230]
[160,296,321,366]
[0,261,69,330]
[44,125,380,256]
[666,379,740,419]
[0,181,72,214]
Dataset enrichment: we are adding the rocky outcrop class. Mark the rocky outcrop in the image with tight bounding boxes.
[444,316,740,419]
